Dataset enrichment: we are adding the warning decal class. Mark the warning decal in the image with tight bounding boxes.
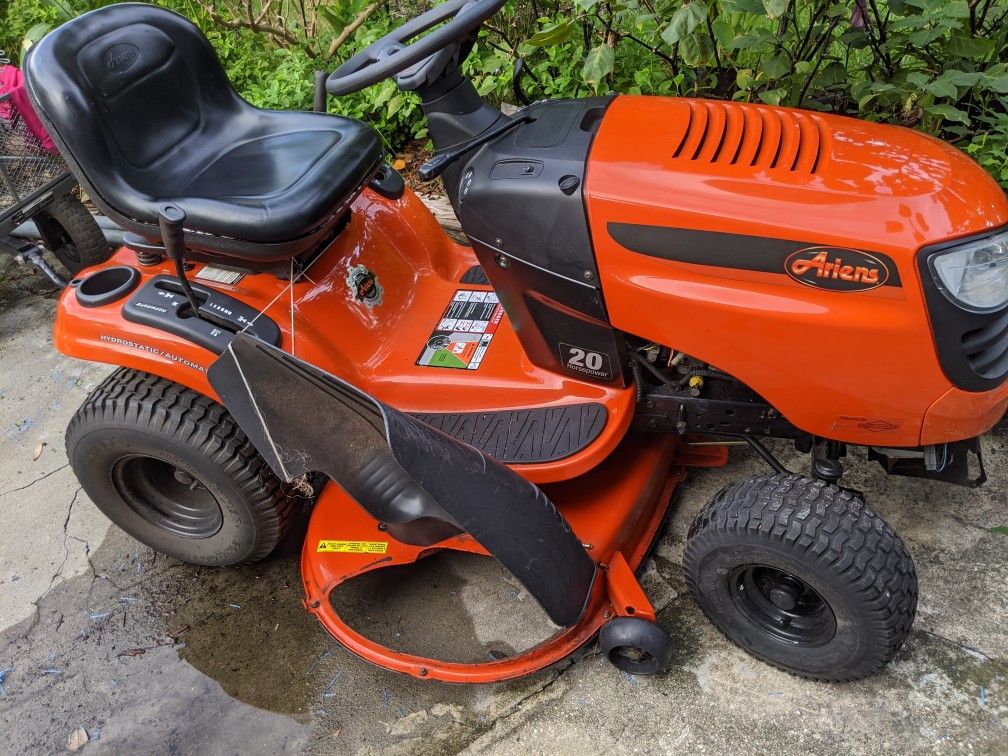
[417,289,505,370]
[317,540,389,554]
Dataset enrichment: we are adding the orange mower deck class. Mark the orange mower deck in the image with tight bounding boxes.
[301,433,727,682]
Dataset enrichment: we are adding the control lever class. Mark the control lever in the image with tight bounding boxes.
[417,115,535,182]
[158,205,203,318]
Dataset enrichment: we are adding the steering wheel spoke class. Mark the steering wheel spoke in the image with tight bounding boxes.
[326,0,507,96]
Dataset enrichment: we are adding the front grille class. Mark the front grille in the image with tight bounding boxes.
[961,310,1008,379]
[918,229,1008,392]
[671,100,827,174]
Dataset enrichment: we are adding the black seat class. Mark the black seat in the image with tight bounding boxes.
[23,3,383,263]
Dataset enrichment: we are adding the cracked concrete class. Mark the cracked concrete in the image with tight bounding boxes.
[1,254,1007,754]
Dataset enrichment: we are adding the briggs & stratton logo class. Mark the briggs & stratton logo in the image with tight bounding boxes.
[785,247,889,292]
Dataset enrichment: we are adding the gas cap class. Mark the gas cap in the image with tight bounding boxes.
[558,175,580,195]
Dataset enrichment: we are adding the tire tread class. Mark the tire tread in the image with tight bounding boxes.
[683,473,917,681]
[66,367,297,563]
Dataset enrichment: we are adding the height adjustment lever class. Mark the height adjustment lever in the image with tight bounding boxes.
[158,204,203,318]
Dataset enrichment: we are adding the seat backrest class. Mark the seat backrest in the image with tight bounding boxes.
[23,3,244,204]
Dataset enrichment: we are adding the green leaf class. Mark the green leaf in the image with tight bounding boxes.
[581,44,615,87]
[680,29,716,66]
[926,80,959,99]
[839,29,870,49]
[317,5,346,31]
[762,53,790,80]
[946,35,996,59]
[575,0,600,12]
[762,0,789,18]
[722,0,766,13]
[982,74,1008,94]
[710,18,735,50]
[990,526,1008,536]
[729,28,776,50]
[736,68,755,91]
[908,28,944,46]
[661,1,709,47]
[525,20,577,48]
[758,87,787,105]
[818,61,847,87]
[925,103,970,124]
[905,71,930,90]
[387,93,404,117]
[22,22,52,50]
[720,0,763,12]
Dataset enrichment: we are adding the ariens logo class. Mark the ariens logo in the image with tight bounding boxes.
[785,247,890,292]
[103,43,141,74]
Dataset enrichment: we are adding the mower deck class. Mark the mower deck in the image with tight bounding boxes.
[301,432,727,682]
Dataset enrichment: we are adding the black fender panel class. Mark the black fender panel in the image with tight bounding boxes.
[208,334,596,627]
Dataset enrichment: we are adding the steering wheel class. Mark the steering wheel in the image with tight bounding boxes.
[326,0,507,96]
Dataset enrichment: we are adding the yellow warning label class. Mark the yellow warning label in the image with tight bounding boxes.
[316,540,389,554]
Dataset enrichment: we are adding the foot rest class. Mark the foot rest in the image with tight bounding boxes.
[412,403,607,464]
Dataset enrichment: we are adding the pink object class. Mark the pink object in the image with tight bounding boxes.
[0,63,57,153]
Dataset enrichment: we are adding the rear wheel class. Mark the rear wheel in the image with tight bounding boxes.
[683,473,917,681]
[33,191,109,276]
[66,368,299,565]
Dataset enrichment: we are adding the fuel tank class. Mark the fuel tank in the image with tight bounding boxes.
[586,95,1008,446]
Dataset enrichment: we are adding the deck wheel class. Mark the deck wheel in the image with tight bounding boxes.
[598,616,674,675]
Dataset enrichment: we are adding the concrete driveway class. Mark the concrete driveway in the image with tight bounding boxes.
[1,255,1006,754]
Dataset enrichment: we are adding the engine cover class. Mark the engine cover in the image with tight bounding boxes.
[585,95,1008,446]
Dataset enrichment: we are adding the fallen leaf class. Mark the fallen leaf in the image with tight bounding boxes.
[67,727,89,752]
[32,442,45,461]
[117,648,147,657]
[332,727,342,739]
[392,159,406,171]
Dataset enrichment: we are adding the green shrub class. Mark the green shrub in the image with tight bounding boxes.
[2,0,1006,188]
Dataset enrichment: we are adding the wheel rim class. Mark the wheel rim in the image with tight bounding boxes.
[728,565,837,646]
[608,645,658,674]
[111,455,223,539]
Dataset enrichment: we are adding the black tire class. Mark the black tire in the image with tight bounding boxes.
[683,473,917,681]
[66,368,299,566]
[33,191,109,276]
[598,617,674,675]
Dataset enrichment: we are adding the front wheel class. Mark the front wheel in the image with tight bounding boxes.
[683,473,917,681]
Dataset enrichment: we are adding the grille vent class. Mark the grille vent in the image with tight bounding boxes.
[671,100,827,174]
[961,310,1008,380]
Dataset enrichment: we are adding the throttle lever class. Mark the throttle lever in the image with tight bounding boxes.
[418,114,535,182]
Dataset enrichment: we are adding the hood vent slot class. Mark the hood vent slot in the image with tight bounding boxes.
[672,100,826,174]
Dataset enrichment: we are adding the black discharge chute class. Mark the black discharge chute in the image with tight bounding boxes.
[208,334,596,627]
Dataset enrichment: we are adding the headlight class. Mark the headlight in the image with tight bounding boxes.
[930,231,1008,312]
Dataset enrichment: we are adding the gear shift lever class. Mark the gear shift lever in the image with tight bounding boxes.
[158,204,203,317]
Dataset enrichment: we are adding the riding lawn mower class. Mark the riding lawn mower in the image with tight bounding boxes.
[21,1,1008,682]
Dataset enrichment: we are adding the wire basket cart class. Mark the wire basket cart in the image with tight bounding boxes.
[0,90,76,239]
